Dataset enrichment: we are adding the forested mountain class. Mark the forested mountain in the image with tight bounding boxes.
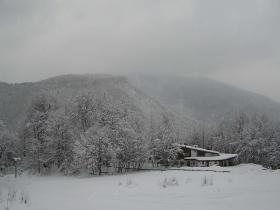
[0,74,188,174]
[0,75,173,131]
[2,74,280,132]
[1,74,280,173]
[128,75,280,123]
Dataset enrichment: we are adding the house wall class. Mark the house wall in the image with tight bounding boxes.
[197,161,206,167]
[195,161,214,167]
[219,158,238,167]
[185,159,238,167]
[190,149,218,157]
[205,152,218,157]
[191,150,197,157]
[209,161,219,166]
[191,160,220,167]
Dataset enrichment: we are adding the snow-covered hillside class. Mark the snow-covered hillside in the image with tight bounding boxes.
[1,164,279,210]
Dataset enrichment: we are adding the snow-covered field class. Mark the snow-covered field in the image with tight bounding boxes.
[1,164,280,210]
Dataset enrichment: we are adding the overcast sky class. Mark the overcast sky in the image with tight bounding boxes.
[0,0,280,101]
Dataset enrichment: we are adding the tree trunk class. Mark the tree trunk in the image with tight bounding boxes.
[38,161,41,174]
[98,165,102,175]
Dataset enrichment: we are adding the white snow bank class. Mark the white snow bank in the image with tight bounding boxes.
[0,164,279,210]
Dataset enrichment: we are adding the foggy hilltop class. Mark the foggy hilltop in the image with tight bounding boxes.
[0,74,169,131]
[1,74,280,131]
[129,75,280,122]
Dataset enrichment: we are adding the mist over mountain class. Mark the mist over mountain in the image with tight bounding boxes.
[1,74,280,132]
[0,74,172,131]
[128,75,280,123]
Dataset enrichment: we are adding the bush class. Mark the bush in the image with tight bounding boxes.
[201,175,213,186]
[160,177,179,188]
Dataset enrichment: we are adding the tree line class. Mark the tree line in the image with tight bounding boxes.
[1,92,280,176]
[1,91,179,175]
[190,111,280,169]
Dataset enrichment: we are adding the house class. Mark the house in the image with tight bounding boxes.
[176,144,238,167]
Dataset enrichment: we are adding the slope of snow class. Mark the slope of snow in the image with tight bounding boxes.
[1,164,279,210]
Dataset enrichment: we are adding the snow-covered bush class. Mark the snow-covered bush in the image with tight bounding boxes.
[160,177,179,188]
[126,178,133,187]
[117,178,135,188]
[0,188,30,210]
[201,175,213,186]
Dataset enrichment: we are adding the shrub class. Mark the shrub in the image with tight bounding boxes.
[201,175,213,186]
[160,177,179,188]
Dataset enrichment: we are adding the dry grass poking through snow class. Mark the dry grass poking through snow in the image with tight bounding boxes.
[0,164,279,210]
[0,188,30,210]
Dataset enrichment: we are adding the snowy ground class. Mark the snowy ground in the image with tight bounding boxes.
[1,164,280,210]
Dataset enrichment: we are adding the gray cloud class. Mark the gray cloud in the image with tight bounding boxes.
[0,0,280,101]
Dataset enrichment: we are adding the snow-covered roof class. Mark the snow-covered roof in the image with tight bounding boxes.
[184,154,238,161]
[178,144,220,155]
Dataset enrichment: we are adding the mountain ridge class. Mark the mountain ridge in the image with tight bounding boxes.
[1,73,280,133]
[128,74,280,123]
[0,74,173,131]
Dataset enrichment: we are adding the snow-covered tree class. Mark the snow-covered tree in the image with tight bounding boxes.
[148,114,179,167]
[0,121,19,171]
[70,93,96,133]
[21,95,57,173]
[209,111,280,169]
[114,119,147,172]
[84,125,113,175]
[48,109,75,175]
